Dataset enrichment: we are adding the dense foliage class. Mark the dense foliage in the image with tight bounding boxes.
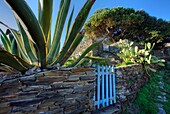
[84,7,170,47]
[0,0,97,73]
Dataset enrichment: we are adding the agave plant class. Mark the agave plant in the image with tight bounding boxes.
[0,0,101,73]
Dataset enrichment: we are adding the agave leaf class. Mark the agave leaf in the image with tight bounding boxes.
[65,6,74,42]
[7,30,14,42]
[0,34,11,52]
[9,28,31,62]
[68,40,103,67]
[12,31,30,61]
[48,0,71,64]
[0,20,32,63]
[0,29,11,52]
[84,56,110,60]
[14,55,34,69]
[54,0,96,65]
[0,64,14,72]
[75,58,86,66]
[11,38,19,55]
[52,32,84,66]
[5,0,46,68]
[0,50,30,73]
[0,67,9,72]
[17,21,38,63]
[38,0,53,51]
[0,29,11,46]
[52,42,60,62]
[1,21,35,44]
[7,29,22,57]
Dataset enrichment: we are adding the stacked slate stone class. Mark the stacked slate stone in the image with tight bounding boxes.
[115,64,146,110]
[0,68,95,114]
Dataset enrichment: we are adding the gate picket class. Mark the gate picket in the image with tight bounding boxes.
[94,65,116,109]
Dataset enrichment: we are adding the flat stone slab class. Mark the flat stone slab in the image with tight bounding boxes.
[155,103,166,114]
[92,106,120,114]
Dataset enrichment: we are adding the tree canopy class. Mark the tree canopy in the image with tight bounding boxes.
[84,7,170,48]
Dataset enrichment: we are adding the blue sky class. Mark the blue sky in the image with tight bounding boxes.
[0,0,170,44]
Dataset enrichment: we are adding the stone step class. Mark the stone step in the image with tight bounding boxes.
[92,106,120,114]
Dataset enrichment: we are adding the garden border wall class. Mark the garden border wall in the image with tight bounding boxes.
[0,64,147,114]
[115,64,147,112]
[0,68,95,114]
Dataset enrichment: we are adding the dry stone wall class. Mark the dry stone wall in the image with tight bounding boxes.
[115,64,147,111]
[0,64,149,114]
[0,68,95,114]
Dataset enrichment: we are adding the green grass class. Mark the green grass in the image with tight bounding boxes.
[124,70,170,114]
[134,75,159,114]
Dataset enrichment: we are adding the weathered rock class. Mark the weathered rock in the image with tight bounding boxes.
[80,76,95,81]
[36,76,67,82]
[12,106,37,113]
[86,71,96,76]
[19,75,36,81]
[43,70,72,76]
[43,108,64,114]
[10,98,42,106]
[116,70,123,77]
[164,43,170,56]
[21,88,39,93]
[57,89,73,96]
[74,85,94,93]
[71,68,95,73]
[115,64,146,107]
[21,81,50,86]
[0,106,11,114]
[36,91,61,98]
